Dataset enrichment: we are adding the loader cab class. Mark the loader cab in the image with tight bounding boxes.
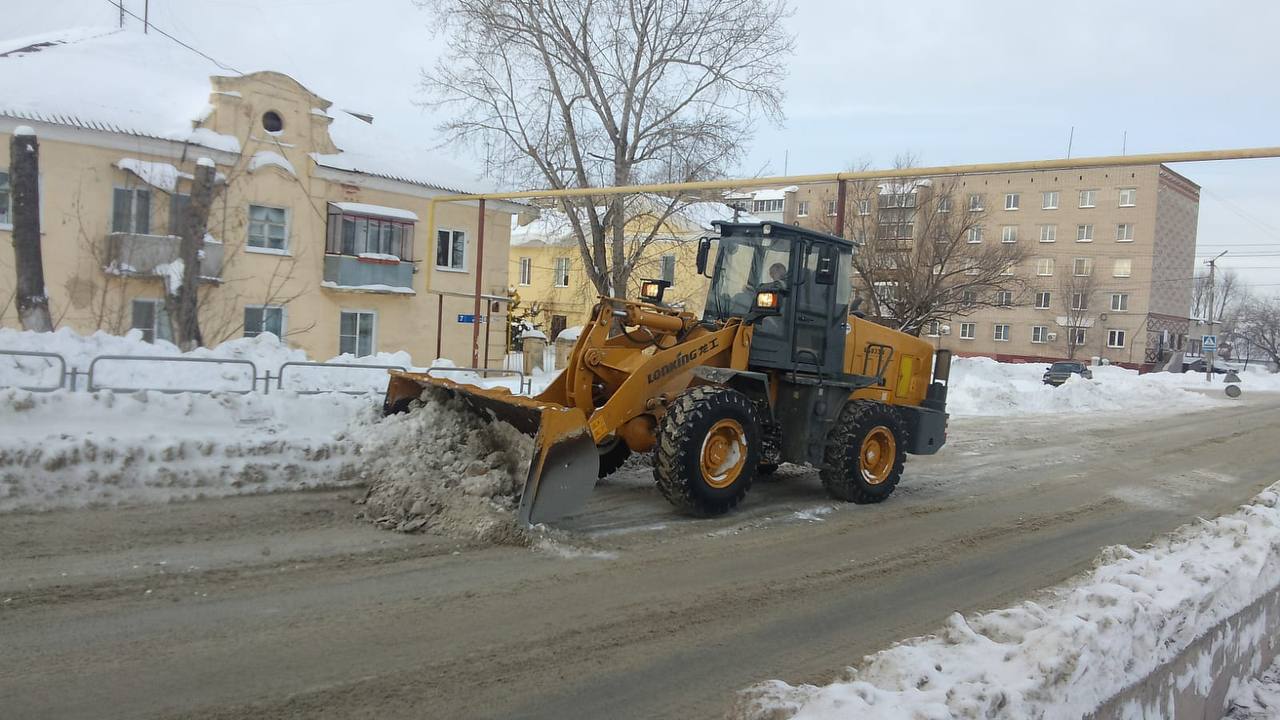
[700,222,854,377]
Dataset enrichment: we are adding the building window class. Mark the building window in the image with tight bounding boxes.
[262,110,284,133]
[937,195,952,213]
[327,210,415,261]
[857,199,871,216]
[753,198,784,214]
[339,311,375,357]
[925,321,941,337]
[112,187,151,234]
[1035,291,1051,309]
[1036,258,1054,276]
[1073,257,1093,276]
[996,290,1013,306]
[962,289,977,304]
[130,298,171,344]
[796,200,809,217]
[518,257,532,286]
[248,204,289,251]
[436,229,466,270]
[1119,188,1137,207]
[1001,226,1018,243]
[1032,325,1049,344]
[993,324,1010,342]
[1107,329,1126,348]
[1111,293,1129,311]
[0,169,10,227]
[1071,292,1089,311]
[244,305,285,338]
[1113,258,1132,277]
[1039,224,1057,243]
[967,226,983,243]
[554,257,571,287]
[1116,223,1134,242]
[1076,224,1094,242]
[1071,328,1087,346]
[1042,191,1059,210]
[825,200,837,216]
[968,194,984,212]
[1004,193,1020,210]
[960,322,976,340]
[660,254,676,285]
[1079,189,1097,208]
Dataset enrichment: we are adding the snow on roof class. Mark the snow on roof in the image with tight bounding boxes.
[748,187,797,201]
[0,27,493,195]
[330,202,419,222]
[247,150,297,178]
[510,197,754,245]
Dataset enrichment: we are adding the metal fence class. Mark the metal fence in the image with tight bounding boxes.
[0,349,527,397]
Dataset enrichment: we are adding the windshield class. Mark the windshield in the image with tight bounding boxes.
[1050,362,1081,372]
[702,234,793,322]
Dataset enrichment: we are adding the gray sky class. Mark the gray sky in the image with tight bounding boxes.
[7,0,1279,293]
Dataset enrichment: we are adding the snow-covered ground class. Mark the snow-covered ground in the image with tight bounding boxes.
[0,327,1276,514]
[733,483,1280,720]
[1226,654,1280,719]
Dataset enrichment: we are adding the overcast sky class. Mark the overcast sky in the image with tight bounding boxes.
[7,0,1279,292]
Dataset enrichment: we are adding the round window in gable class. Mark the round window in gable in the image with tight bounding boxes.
[262,111,284,133]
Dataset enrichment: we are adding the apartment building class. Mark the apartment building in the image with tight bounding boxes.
[724,186,797,223]
[792,164,1199,369]
[0,28,522,366]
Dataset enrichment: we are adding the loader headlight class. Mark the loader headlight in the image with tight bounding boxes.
[639,278,671,304]
[753,290,781,312]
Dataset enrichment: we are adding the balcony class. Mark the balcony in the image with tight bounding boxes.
[104,232,223,280]
[322,254,414,294]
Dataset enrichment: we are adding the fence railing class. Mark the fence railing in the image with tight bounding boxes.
[0,349,531,397]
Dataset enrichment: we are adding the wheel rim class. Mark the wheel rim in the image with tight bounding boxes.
[701,419,747,489]
[859,426,896,485]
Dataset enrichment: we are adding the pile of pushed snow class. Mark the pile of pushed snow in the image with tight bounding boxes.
[0,388,374,511]
[733,483,1280,720]
[354,388,535,543]
[947,356,1223,417]
[1226,654,1280,719]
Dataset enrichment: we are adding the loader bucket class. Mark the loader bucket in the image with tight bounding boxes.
[383,371,599,527]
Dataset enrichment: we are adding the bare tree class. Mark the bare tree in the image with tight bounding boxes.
[1192,267,1241,323]
[420,0,794,297]
[809,164,1027,334]
[9,128,52,331]
[1058,269,1097,360]
[1234,295,1280,371]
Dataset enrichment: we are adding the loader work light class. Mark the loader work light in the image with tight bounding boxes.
[753,290,780,312]
[639,278,671,304]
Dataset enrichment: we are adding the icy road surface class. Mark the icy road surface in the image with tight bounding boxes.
[1,392,1278,719]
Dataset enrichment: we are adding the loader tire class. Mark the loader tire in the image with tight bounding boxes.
[597,437,632,478]
[821,401,907,504]
[654,386,761,517]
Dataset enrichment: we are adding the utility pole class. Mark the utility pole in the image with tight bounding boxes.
[1204,250,1228,381]
[118,1,125,28]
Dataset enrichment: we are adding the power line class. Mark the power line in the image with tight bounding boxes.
[106,0,243,75]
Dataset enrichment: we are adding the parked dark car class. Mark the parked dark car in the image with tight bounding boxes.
[1043,361,1093,386]
[1183,359,1230,374]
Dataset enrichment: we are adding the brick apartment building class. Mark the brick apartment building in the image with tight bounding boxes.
[788,164,1199,370]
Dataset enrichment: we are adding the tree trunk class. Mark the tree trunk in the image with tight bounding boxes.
[168,158,215,350]
[10,128,52,332]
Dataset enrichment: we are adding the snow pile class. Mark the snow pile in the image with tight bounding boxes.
[0,388,372,511]
[947,357,1225,417]
[354,388,534,543]
[733,483,1280,720]
[1226,654,1280,719]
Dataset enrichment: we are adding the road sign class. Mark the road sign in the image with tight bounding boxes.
[1202,334,1218,352]
[457,314,486,324]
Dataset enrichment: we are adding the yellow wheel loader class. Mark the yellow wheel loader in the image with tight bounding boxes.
[384,221,951,526]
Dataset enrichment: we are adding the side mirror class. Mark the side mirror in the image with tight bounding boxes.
[696,237,711,276]
[815,244,837,285]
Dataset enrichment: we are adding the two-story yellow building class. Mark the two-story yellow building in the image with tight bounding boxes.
[0,27,523,366]
[508,198,750,337]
